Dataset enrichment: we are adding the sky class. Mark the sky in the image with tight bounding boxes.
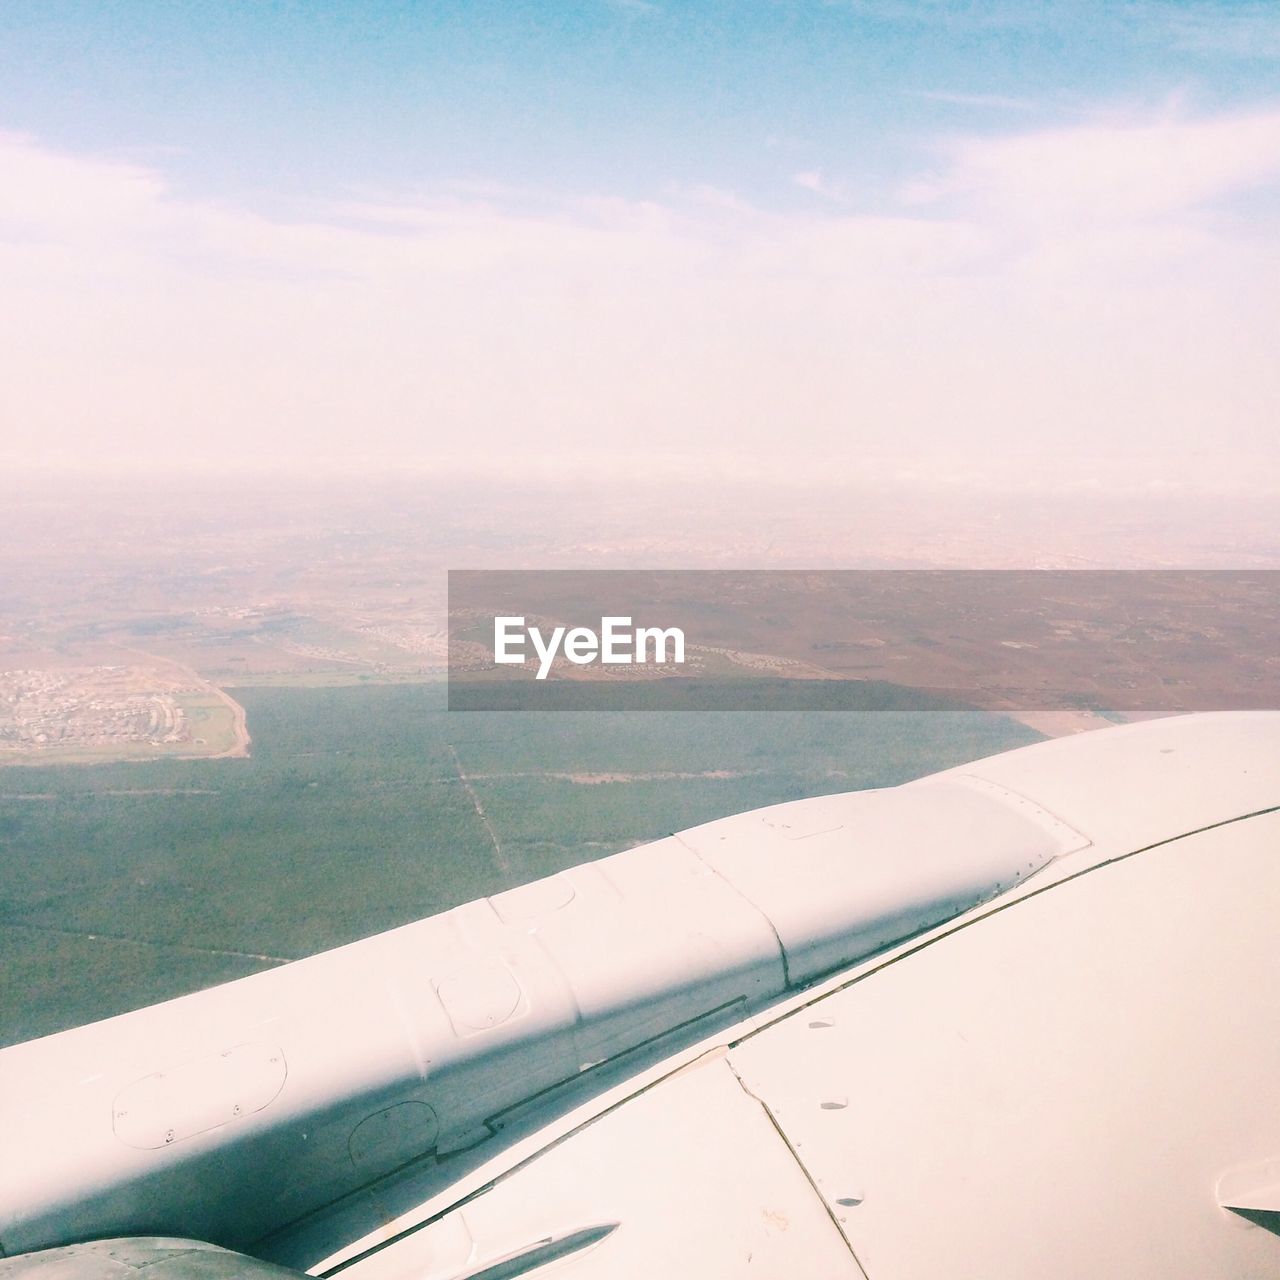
[1,1,1278,491]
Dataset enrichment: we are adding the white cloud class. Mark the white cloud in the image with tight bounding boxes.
[907,108,1280,224]
[792,169,852,201]
[0,112,1277,486]
[0,131,166,237]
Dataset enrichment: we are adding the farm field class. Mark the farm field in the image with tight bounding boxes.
[0,683,1040,1046]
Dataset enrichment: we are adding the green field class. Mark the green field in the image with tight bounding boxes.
[178,693,242,754]
[0,685,1042,1046]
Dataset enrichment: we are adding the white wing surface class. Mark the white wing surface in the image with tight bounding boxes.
[0,712,1277,1280]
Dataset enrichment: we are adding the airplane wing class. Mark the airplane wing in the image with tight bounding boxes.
[1,711,1278,1279]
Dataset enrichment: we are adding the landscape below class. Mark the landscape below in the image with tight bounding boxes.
[0,683,1040,1046]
